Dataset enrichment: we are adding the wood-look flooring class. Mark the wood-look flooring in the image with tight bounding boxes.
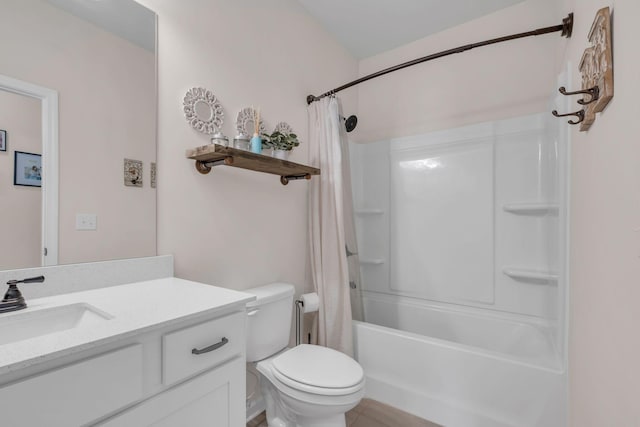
[247,398,441,427]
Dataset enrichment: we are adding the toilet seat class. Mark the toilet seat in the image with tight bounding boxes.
[269,345,365,396]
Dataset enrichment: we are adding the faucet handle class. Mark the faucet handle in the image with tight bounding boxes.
[6,275,45,286]
[1,276,43,312]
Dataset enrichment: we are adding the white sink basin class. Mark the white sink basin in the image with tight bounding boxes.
[0,303,112,346]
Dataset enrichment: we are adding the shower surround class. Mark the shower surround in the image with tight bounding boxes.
[349,113,568,427]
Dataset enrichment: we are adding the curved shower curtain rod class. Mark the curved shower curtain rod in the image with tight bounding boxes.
[306,13,574,106]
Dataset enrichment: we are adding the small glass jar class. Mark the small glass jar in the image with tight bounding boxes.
[233,134,250,150]
[210,131,229,147]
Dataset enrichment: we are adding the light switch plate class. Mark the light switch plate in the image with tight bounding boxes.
[76,213,97,231]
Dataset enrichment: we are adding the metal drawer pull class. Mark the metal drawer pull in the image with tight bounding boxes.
[191,337,228,355]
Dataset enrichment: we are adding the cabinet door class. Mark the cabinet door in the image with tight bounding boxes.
[99,356,245,427]
[0,345,143,427]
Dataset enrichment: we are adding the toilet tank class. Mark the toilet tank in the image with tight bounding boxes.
[244,283,295,362]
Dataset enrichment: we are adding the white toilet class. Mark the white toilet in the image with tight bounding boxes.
[245,283,365,427]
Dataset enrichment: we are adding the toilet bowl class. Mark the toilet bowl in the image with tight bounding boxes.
[244,283,365,427]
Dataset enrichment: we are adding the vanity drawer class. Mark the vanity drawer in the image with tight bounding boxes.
[162,311,244,385]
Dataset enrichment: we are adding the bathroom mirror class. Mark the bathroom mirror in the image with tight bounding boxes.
[183,87,224,134]
[236,107,266,136]
[0,0,157,270]
[195,101,214,122]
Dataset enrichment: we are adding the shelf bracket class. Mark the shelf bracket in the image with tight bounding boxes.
[195,156,234,174]
[280,174,311,185]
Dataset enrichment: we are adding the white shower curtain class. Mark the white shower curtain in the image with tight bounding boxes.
[308,97,354,356]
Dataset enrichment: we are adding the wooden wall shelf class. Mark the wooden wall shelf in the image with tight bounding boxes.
[186,144,320,185]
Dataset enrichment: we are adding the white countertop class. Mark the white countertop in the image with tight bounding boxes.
[0,277,255,375]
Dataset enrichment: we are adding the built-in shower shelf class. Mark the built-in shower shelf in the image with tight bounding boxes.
[502,203,559,215]
[186,143,320,185]
[355,209,384,216]
[360,259,385,265]
[502,268,559,283]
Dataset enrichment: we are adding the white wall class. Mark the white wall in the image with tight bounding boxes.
[0,91,41,269]
[0,0,156,266]
[354,0,562,143]
[136,0,358,293]
[560,1,640,425]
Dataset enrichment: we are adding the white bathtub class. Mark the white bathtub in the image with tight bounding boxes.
[360,292,563,370]
[353,299,567,427]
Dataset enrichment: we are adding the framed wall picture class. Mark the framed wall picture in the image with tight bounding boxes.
[14,151,42,187]
[0,130,6,151]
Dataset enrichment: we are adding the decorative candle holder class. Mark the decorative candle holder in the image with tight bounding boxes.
[233,134,250,150]
[210,131,229,147]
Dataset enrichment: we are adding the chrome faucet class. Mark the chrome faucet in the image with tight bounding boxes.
[0,276,45,313]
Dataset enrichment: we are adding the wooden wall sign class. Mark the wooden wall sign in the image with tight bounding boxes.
[579,7,614,131]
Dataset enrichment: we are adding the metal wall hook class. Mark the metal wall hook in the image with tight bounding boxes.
[576,86,600,105]
[558,86,600,105]
[552,109,585,125]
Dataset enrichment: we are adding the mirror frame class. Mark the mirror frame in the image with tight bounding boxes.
[0,74,58,266]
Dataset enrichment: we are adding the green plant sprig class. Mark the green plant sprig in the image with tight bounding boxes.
[261,131,300,151]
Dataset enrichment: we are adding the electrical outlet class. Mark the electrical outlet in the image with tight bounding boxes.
[76,213,97,231]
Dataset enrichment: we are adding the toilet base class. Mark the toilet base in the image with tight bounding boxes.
[294,414,346,427]
[260,372,354,427]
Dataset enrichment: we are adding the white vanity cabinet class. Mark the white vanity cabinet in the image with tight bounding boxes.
[0,278,254,427]
[98,311,247,427]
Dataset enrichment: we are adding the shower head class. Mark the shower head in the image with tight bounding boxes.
[343,115,358,133]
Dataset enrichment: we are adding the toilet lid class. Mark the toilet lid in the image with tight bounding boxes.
[272,345,364,389]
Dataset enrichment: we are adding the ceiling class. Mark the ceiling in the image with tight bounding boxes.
[45,0,156,52]
[297,0,526,59]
